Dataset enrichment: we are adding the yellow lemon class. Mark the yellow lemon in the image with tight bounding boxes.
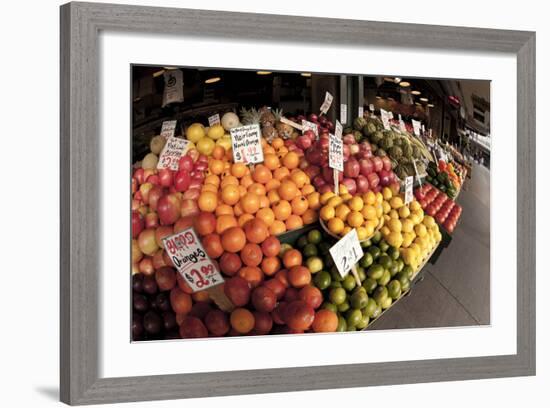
[390,196,404,209]
[347,211,364,228]
[356,226,368,240]
[186,123,206,143]
[414,210,424,223]
[207,124,225,140]
[362,205,377,220]
[215,136,232,151]
[388,218,402,233]
[387,232,404,248]
[338,185,348,195]
[423,215,436,228]
[196,137,215,156]
[414,224,428,238]
[382,187,393,201]
[327,217,345,234]
[327,196,343,208]
[389,209,399,220]
[349,196,364,212]
[398,206,410,219]
[380,226,391,236]
[402,219,414,233]
[364,191,377,206]
[320,191,335,205]
[364,222,376,237]
[376,204,384,218]
[320,205,335,221]
[375,192,384,205]
[409,200,421,212]
[382,201,391,214]
[335,203,351,220]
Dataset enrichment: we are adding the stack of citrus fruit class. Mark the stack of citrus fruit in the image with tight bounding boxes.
[185,122,233,156]
[318,186,384,240]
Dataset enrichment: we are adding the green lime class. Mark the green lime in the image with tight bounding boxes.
[313,271,331,290]
[396,271,409,286]
[377,269,391,286]
[389,263,399,277]
[378,255,393,270]
[342,274,357,292]
[356,266,366,282]
[296,235,309,249]
[350,291,369,309]
[395,258,404,272]
[330,266,343,282]
[363,298,378,317]
[388,247,400,260]
[329,287,347,305]
[381,296,393,309]
[307,229,322,244]
[337,300,350,313]
[303,243,318,257]
[346,325,357,332]
[361,239,372,248]
[373,286,389,304]
[318,242,331,255]
[321,302,338,313]
[367,246,381,259]
[371,303,382,319]
[336,316,347,332]
[371,231,382,244]
[379,240,390,252]
[367,264,384,280]
[356,314,370,330]
[360,252,374,268]
[325,255,335,269]
[279,243,293,257]
[362,278,378,294]
[346,309,363,327]
[306,256,323,274]
[402,265,414,279]
[329,280,342,289]
[401,279,411,293]
[387,280,402,300]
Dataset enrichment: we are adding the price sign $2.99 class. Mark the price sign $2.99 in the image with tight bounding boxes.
[329,229,364,278]
[162,227,224,292]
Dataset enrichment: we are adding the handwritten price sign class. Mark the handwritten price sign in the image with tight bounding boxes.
[301,120,319,138]
[157,137,189,170]
[404,176,414,204]
[208,113,221,127]
[329,229,364,278]
[412,119,421,137]
[380,109,391,130]
[163,228,224,292]
[160,120,177,139]
[230,124,264,164]
[319,91,334,114]
[329,133,343,172]
[280,116,303,131]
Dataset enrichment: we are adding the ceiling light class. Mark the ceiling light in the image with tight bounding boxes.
[301,73,311,77]
[415,102,422,106]
[163,66,178,70]
[411,90,421,95]
[399,81,410,87]
[427,103,435,108]
[384,77,395,82]
[388,97,395,102]
[256,71,272,75]
[204,76,221,84]
[152,69,165,78]
[394,77,402,83]
[420,97,428,102]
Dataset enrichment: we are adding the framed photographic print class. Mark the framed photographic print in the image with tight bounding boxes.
[60,2,535,405]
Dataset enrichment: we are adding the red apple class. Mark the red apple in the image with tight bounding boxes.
[296,135,312,150]
[155,225,174,248]
[178,156,194,172]
[146,174,159,185]
[139,182,154,204]
[343,157,360,178]
[381,156,392,172]
[148,185,165,211]
[182,188,200,200]
[138,228,159,256]
[303,129,316,142]
[157,194,181,225]
[341,178,357,195]
[359,158,374,176]
[356,175,370,193]
[133,168,145,185]
[343,134,355,145]
[144,212,159,229]
[174,170,191,192]
[132,211,144,239]
[174,216,194,233]
[372,156,383,172]
[158,168,174,187]
[304,165,321,179]
[180,199,200,218]
[367,172,380,189]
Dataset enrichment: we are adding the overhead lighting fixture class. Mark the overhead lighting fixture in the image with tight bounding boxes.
[388,97,395,102]
[415,102,422,106]
[394,77,402,83]
[301,73,311,77]
[411,90,421,95]
[376,95,382,99]
[399,81,411,87]
[384,77,395,82]
[204,76,221,84]
[427,103,435,108]
[163,66,178,70]
[256,71,272,75]
[420,97,428,102]
[152,69,165,78]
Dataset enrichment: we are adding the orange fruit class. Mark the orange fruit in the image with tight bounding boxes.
[233,202,244,217]
[290,169,309,188]
[240,192,261,214]
[231,163,248,178]
[240,243,263,267]
[209,159,224,175]
[248,183,266,197]
[276,146,289,160]
[230,308,255,334]
[225,147,233,161]
[271,137,284,149]
[320,205,335,221]
[327,217,345,235]
[261,256,281,276]
[252,165,273,184]
[220,227,246,253]
[312,309,338,333]
[335,203,351,220]
[220,175,239,188]
[198,191,218,212]
[307,192,321,210]
[215,204,234,217]
[240,174,254,188]
[267,189,281,205]
[285,214,304,230]
[238,266,263,288]
[202,233,224,259]
[204,174,220,187]
[201,183,218,194]
[273,200,292,221]
[192,290,210,302]
[212,145,225,160]
[273,167,290,181]
[263,145,276,155]
[256,207,275,226]
[291,196,309,216]
[282,151,300,169]
[301,184,315,196]
[170,287,193,315]
[282,249,302,269]
[301,209,318,225]
[265,178,281,192]
[243,218,269,244]
[259,195,270,209]
[287,265,311,288]
[193,212,216,236]
[264,154,280,170]
[221,184,240,205]
[216,214,238,235]
[269,220,286,235]
[347,211,364,228]
[238,213,255,227]
[238,185,247,198]
[278,180,298,201]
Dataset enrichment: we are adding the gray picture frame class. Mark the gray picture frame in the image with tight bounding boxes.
[60,2,536,405]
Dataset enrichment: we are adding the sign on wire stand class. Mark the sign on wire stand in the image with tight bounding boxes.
[163,227,224,292]
[230,124,264,164]
[369,104,374,112]
[340,103,348,124]
[329,131,343,195]
[320,91,334,114]
[208,113,220,127]
[380,108,391,129]
[160,120,177,139]
[157,137,189,170]
[404,176,414,204]
[329,229,364,278]
[280,116,303,131]
[412,119,421,136]
[301,120,319,138]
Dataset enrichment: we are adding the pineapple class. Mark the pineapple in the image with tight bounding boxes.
[273,108,293,139]
[240,107,261,125]
[259,106,276,127]
[240,107,278,142]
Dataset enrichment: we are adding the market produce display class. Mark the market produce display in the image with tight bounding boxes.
[130,106,460,340]
[425,160,461,199]
[414,183,462,233]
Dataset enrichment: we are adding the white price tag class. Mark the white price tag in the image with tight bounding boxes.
[329,229,364,278]
[380,109,391,130]
[398,114,406,132]
[404,176,414,204]
[335,120,343,139]
[163,228,224,293]
[328,133,343,172]
[157,137,189,170]
[160,120,177,139]
[412,159,422,187]
[280,116,303,131]
[320,91,334,114]
[412,119,421,136]
[369,104,374,112]
[421,124,425,133]
[208,113,220,127]
[340,103,348,125]
[230,124,264,164]
[358,106,364,118]
[301,120,319,138]
[389,112,394,120]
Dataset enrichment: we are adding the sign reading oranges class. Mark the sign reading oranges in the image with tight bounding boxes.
[329,228,364,278]
[157,136,190,170]
[230,124,264,164]
[163,227,224,292]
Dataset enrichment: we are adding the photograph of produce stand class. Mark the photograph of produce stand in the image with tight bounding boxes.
[131,66,490,340]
